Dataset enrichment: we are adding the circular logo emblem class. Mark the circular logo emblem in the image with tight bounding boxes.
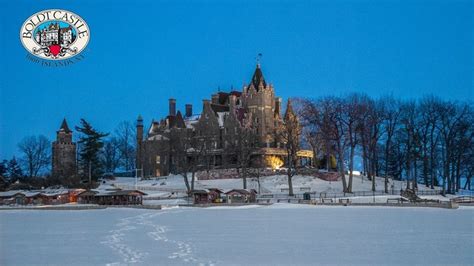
[20,9,90,60]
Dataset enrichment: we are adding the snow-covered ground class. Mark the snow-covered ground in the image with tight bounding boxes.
[103,174,448,205]
[110,174,441,195]
[1,205,472,265]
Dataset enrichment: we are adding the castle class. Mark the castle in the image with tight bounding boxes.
[136,64,313,177]
[50,64,313,179]
[51,119,77,177]
[35,23,76,47]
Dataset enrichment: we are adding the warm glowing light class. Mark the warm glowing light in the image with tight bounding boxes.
[266,156,284,170]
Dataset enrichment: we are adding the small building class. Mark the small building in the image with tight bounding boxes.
[77,190,146,205]
[77,190,98,204]
[23,191,43,205]
[225,189,257,203]
[0,190,26,205]
[192,190,210,204]
[40,190,70,205]
[68,189,86,203]
[207,188,223,203]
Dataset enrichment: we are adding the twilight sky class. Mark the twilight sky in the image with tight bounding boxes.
[0,0,472,159]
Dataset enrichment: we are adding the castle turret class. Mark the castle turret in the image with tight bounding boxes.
[52,118,77,177]
[241,63,275,146]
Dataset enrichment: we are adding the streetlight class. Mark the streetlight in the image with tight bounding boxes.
[134,168,142,190]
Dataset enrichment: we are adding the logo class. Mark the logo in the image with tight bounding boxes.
[20,9,89,60]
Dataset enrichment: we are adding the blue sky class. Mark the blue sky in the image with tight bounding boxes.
[0,0,472,159]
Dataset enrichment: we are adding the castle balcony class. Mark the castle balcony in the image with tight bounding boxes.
[258,148,314,159]
[259,147,287,156]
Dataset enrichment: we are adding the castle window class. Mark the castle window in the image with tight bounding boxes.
[156,156,160,164]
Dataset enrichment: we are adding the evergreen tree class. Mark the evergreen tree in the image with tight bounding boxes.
[7,157,23,180]
[75,119,109,181]
[0,160,7,176]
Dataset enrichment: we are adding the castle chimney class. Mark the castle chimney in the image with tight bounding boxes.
[275,97,282,116]
[169,98,176,116]
[136,115,143,177]
[211,94,219,104]
[185,104,192,117]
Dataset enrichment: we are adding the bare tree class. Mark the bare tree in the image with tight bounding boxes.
[170,129,193,193]
[417,96,442,188]
[437,102,470,194]
[399,101,419,190]
[18,135,51,178]
[359,96,384,192]
[224,111,260,189]
[296,98,335,171]
[339,94,368,192]
[296,94,473,195]
[115,121,136,171]
[101,137,121,173]
[279,99,302,196]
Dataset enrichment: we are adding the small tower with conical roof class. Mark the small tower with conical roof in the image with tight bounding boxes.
[52,118,77,177]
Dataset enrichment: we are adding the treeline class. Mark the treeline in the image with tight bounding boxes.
[0,119,137,190]
[295,94,473,194]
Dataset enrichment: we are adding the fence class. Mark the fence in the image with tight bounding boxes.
[113,184,186,193]
[258,189,443,201]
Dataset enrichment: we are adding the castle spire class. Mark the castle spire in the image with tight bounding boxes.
[59,118,72,133]
[249,61,266,91]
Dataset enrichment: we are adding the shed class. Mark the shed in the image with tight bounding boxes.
[207,188,223,203]
[40,190,70,205]
[225,189,257,203]
[77,190,99,204]
[192,190,210,204]
[68,189,86,203]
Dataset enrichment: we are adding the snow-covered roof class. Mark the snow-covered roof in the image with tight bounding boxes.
[40,189,69,196]
[0,190,24,197]
[217,112,228,127]
[0,189,69,198]
[23,191,42,197]
[95,190,147,196]
[184,115,200,129]
[147,134,169,141]
[184,114,200,121]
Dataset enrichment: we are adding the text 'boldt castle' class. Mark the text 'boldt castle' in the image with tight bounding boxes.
[136,63,313,177]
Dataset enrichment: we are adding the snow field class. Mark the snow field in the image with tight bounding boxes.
[1,205,472,265]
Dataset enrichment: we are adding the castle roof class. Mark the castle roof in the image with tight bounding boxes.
[59,26,73,33]
[59,118,72,133]
[249,64,266,91]
[48,23,60,30]
[211,103,229,113]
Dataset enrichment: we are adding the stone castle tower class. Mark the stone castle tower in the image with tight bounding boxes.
[241,63,283,147]
[52,119,77,177]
